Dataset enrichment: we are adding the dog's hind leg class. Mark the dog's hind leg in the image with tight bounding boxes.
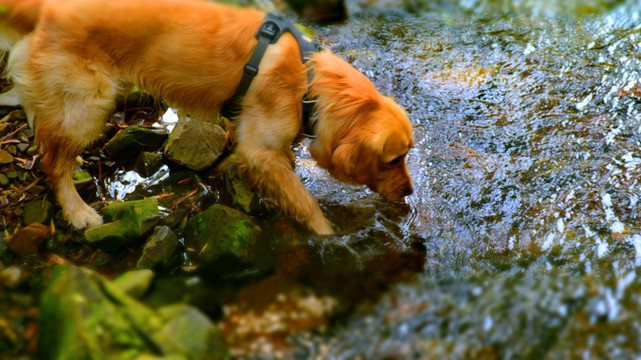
[12,44,117,229]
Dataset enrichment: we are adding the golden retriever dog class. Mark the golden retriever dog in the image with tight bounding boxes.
[0,0,413,235]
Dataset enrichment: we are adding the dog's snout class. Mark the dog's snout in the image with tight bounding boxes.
[402,183,414,197]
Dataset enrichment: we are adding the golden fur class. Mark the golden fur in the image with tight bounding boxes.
[0,0,413,235]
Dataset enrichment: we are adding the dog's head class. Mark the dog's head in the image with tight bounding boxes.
[308,51,414,201]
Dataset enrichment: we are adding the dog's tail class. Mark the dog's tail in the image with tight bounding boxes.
[0,0,42,51]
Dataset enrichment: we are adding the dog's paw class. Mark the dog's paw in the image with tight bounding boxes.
[309,216,335,236]
[66,205,103,230]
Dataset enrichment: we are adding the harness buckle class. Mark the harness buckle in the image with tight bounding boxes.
[259,21,279,41]
[244,64,258,77]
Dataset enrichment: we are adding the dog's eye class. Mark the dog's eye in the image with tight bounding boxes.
[388,155,404,166]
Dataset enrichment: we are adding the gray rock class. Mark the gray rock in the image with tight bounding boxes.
[104,125,168,161]
[136,226,179,270]
[164,113,227,171]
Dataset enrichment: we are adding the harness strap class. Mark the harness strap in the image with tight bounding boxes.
[221,13,321,137]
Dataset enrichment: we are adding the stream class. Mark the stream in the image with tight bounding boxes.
[290,0,641,358]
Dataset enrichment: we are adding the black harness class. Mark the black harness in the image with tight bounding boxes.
[220,13,321,137]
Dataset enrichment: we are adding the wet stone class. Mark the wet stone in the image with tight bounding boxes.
[224,165,267,216]
[164,113,227,171]
[73,170,97,202]
[26,143,38,156]
[136,225,179,270]
[22,199,55,225]
[84,198,161,249]
[113,269,155,299]
[17,130,30,143]
[16,143,29,153]
[183,204,265,276]
[135,151,164,177]
[6,223,52,256]
[163,208,188,231]
[104,125,168,162]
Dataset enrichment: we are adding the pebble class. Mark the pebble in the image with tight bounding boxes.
[6,223,52,256]
[0,266,23,288]
[0,149,13,164]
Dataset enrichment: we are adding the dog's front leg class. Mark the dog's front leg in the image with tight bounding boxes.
[238,147,334,235]
[40,138,104,229]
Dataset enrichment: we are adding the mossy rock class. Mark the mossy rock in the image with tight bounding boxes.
[183,204,266,276]
[22,199,55,225]
[113,269,155,299]
[38,264,228,360]
[84,198,161,249]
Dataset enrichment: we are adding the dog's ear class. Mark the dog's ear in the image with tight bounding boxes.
[330,138,378,185]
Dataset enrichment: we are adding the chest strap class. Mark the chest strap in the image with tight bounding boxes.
[221,13,321,136]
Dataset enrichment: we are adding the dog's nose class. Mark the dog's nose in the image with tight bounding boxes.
[402,183,413,197]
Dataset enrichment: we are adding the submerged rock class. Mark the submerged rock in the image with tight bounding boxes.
[6,223,51,256]
[136,226,179,270]
[84,198,161,249]
[164,113,227,171]
[135,151,165,177]
[104,125,168,161]
[221,274,337,358]
[183,204,265,276]
[38,264,228,360]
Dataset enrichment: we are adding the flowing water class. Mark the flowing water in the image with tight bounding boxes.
[96,0,641,358]
[291,1,641,358]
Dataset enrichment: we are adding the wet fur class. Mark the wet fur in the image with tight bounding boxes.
[0,0,413,235]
